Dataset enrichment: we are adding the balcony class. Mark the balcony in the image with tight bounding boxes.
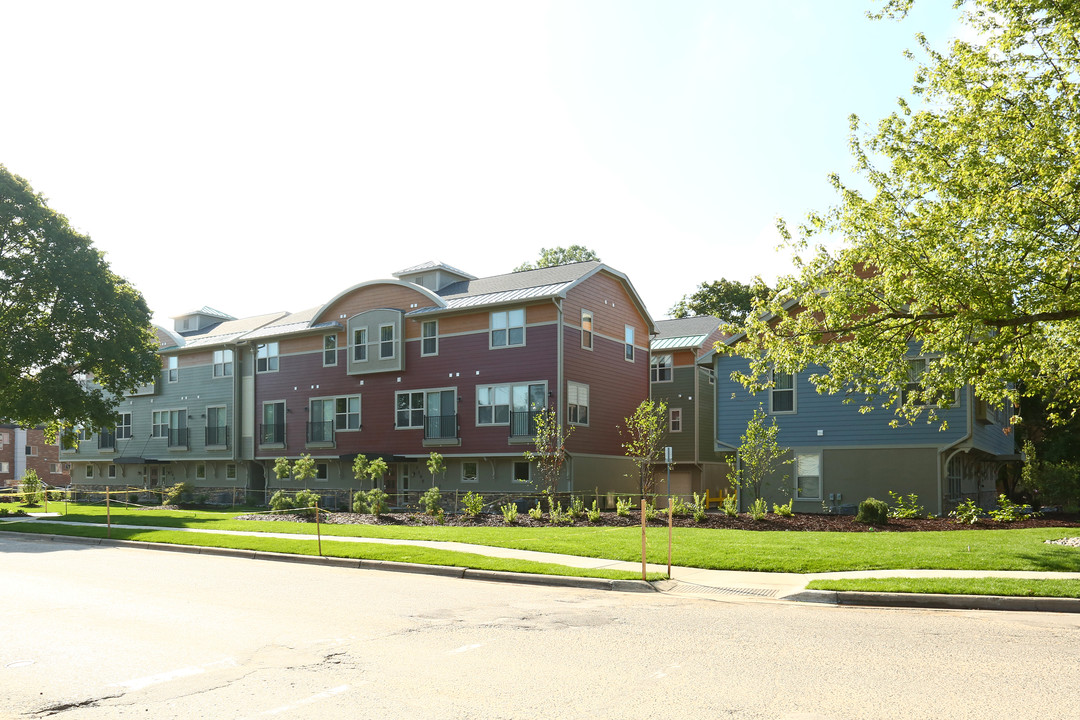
[205,426,230,449]
[167,428,189,449]
[97,432,116,451]
[259,423,285,446]
[423,414,458,446]
[306,421,334,446]
[509,410,540,439]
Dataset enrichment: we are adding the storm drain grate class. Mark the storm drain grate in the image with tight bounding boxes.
[658,581,778,598]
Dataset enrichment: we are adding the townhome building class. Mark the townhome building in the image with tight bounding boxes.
[64,261,656,504]
[0,424,69,488]
[648,317,730,500]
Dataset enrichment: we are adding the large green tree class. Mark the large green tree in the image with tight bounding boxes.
[670,278,770,325]
[0,166,160,442]
[731,1,1080,426]
[514,245,600,272]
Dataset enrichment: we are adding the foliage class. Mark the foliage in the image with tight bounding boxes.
[568,495,585,519]
[273,457,292,481]
[500,502,519,524]
[292,454,317,484]
[773,499,794,517]
[729,406,790,502]
[888,491,926,519]
[366,487,389,517]
[462,491,484,518]
[722,494,739,518]
[856,498,889,525]
[546,495,571,525]
[18,469,42,506]
[587,500,602,523]
[1019,441,1080,509]
[950,498,982,525]
[692,493,708,523]
[616,496,633,518]
[669,496,692,518]
[352,454,390,489]
[163,482,194,507]
[988,494,1036,523]
[523,406,574,496]
[270,488,320,519]
[670,277,770,326]
[0,165,160,444]
[748,497,769,521]
[729,2,1080,426]
[426,452,445,486]
[351,490,370,514]
[528,501,544,521]
[619,399,668,496]
[644,499,659,521]
[513,245,599,272]
[420,486,442,516]
[269,490,295,512]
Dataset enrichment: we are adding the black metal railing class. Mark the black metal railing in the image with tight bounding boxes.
[307,421,334,444]
[97,432,116,450]
[509,410,540,438]
[259,423,285,445]
[167,428,189,448]
[424,414,457,440]
[205,426,230,448]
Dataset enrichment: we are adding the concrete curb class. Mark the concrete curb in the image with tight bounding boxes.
[2,530,654,593]
[788,589,1080,613]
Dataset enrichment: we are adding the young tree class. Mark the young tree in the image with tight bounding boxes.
[524,406,574,497]
[733,2,1080,425]
[426,452,445,487]
[669,278,770,326]
[0,165,161,444]
[514,246,600,272]
[292,454,317,485]
[273,457,292,482]
[19,469,43,506]
[619,399,668,496]
[729,406,790,503]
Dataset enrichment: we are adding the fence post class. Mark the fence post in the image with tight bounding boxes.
[106,490,111,539]
[316,503,322,557]
[668,496,673,579]
[640,498,647,581]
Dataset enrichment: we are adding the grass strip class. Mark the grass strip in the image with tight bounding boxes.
[0,520,661,581]
[805,577,1080,598]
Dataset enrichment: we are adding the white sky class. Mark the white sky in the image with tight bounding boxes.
[0,1,960,326]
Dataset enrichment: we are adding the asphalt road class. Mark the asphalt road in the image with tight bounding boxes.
[3,535,1080,719]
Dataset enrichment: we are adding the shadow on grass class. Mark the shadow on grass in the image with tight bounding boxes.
[1015,549,1080,572]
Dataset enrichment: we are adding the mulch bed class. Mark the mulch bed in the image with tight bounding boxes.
[235,510,1080,532]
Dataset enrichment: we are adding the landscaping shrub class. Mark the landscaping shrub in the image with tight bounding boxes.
[888,491,925,519]
[773,499,794,517]
[692,492,708,523]
[528,501,544,520]
[587,500,602,523]
[569,495,585,519]
[748,496,768,521]
[420,486,441,516]
[270,490,296,513]
[669,496,692,518]
[352,490,370,514]
[19,470,42,506]
[462,491,484,518]
[500,502,518,524]
[950,498,981,525]
[163,482,194,506]
[988,494,1037,523]
[293,489,321,520]
[644,499,659,521]
[366,487,388,517]
[856,497,889,524]
[616,496,633,517]
[722,494,739,518]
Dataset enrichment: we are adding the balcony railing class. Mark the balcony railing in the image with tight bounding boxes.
[259,422,285,445]
[424,414,457,440]
[509,410,540,438]
[167,428,189,448]
[97,432,116,450]
[307,421,334,444]
[205,426,230,448]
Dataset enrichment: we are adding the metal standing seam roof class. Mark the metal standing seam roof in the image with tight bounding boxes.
[650,334,711,351]
[406,282,576,315]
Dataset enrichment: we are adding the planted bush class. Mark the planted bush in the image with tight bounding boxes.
[773,499,794,517]
[587,500,602,523]
[500,502,518,524]
[722,494,739,518]
[888,491,925,519]
[856,497,889,524]
[692,492,708,523]
[462,491,484,517]
[366,487,389,517]
[420,486,441,516]
[950,498,981,525]
[748,496,768,521]
[616,496,633,518]
[163,482,194,507]
[988,494,1036,523]
[528,501,544,520]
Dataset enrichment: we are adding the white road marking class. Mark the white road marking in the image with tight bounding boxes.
[113,658,237,691]
[257,685,350,716]
[447,643,483,654]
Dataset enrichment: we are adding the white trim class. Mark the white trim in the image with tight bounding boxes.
[489,308,526,349]
[794,450,823,501]
[323,334,338,367]
[421,319,439,357]
[769,370,797,414]
[580,309,594,350]
[567,381,589,427]
[669,407,683,433]
[378,323,396,360]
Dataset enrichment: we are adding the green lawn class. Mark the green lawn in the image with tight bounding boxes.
[806,577,1080,598]
[5,502,1080,574]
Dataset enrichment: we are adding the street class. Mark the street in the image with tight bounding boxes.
[2,535,1079,719]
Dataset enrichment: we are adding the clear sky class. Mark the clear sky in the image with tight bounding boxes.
[1,1,961,327]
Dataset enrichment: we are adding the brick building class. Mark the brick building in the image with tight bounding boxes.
[0,424,69,488]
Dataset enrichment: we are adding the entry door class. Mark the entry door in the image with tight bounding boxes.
[147,465,160,487]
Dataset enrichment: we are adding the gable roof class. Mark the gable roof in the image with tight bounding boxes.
[651,316,724,351]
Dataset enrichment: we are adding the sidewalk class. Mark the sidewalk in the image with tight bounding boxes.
[12,516,1080,613]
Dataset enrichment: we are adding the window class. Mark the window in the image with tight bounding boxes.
[107,464,117,479]
[462,461,478,483]
[0,462,9,473]
[795,452,822,501]
[422,320,438,356]
[379,324,395,359]
[195,463,206,480]
[903,357,957,407]
[567,382,589,425]
[213,349,234,377]
[335,396,361,430]
[25,445,37,456]
[513,461,531,483]
[770,371,796,413]
[669,408,683,432]
[491,308,525,348]
[352,328,367,362]
[312,396,360,439]
[226,464,237,480]
[261,401,285,444]
[651,354,673,382]
[164,410,187,447]
[581,309,593,350]
[256,342,279,373]
[167,356,178,383]
[316,463,328,481]
[323,335,338,367]
[396,391,426,429]
[477,383,545,427]
[116,413,132,439]
[85,465,94,479]
[207,406,228,446]
[624,325,635,361]
[78,426,93,441]
[152,411,168,438]
[396,389,454,437]
[49,463,61,474]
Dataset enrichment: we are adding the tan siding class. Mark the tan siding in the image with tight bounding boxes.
[317,283,435,324]
[280,334,324,354]
[672,349,697,368]
[178,351,211,368]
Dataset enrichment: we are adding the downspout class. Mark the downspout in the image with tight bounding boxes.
[938,387,975,516]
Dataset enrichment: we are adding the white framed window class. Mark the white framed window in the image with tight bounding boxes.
[85,465,94,479]
[316,463,328,481]
[624,325,635,362]
[323,335,338,367]
[352,328,368,362]
[213,349,234,377]
[0,461,9,473]
[167,356,179,383]
[25,445,37,456]
[379,324,395,360]
[513,461,531,483]
[795,452,822,501]
[152,411,168,438]
[226,464,237,480]
[669,407,683,432]
[195,463,206,480]
[49,463,61,474]
[770,371,796,414]
[261,401,286,444]
[462,461,478,483]
[567,382,589,426]
[207,406,228,446]
[581,309,593,350]
[396,389,455,432]
[651,354,673,382]
[477,382,545,426]
[116,413,132,439]
[903,357,958,408]
[256,342,279,373]
[491,308,525,348]
[421,320,438,356]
